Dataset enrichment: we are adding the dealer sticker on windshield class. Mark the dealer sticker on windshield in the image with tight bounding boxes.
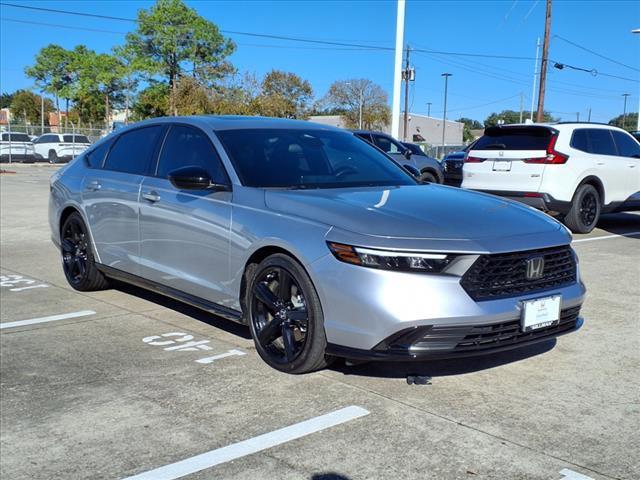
[521,295,561,332]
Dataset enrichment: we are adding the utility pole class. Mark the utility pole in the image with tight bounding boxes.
[427,102,432,117]
[40,92,44,135]
[530,37,541,121]
[391,0,405,139]
[622,93,630,129]
[588,107,592,122]
[576,112,580,122]
[358,87,364,129]
[519,92,524,123]
[536,0,552,123]
[441,73,452,158]
[402,45,411,141]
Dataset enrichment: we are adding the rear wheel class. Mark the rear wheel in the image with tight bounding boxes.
[48,150,58,164]
[246,254,329,374]
[61,212,109,291]
[564,184,601,234]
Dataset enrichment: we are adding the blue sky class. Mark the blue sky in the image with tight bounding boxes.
[1,0,638,124]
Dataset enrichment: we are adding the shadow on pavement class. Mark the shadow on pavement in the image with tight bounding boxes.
[112,281,252,340]
[595,212,640,238]
[331,340,557,379]
[311,474,352,480]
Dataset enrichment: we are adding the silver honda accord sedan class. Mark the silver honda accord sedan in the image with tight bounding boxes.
[49,116,585,373]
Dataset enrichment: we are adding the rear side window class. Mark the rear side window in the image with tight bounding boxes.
[63,135,91,144]
[586,129,616,156]
[475,127,552,150]
[156,125,229,183]
[570,129,589,152]
[611,130,640,158]
[85,137,114,169]
[104,126,164,175]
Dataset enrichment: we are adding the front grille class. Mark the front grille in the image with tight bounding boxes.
[460,245,577,301]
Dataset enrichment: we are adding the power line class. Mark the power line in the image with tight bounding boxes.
[553,34,640,73]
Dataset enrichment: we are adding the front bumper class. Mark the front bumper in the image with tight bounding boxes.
[475,190,572,215]
[327,306,583,361]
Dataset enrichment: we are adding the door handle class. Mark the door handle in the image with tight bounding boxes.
[142,191,161,203]
[85,180,101,191]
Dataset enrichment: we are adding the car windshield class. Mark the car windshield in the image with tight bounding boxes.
[63,135,90,143]
[474,127,552,150]
[217,128,416,189]
[1,133,31,142]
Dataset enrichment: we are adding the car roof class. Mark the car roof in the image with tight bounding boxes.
[350,129,388,135]
[118,115,344,133]
[485,122,629,133]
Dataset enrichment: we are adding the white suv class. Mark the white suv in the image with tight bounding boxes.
[33,133,92,163]
[462,123,640,233]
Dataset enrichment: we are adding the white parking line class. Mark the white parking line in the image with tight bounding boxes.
[573,231,640,243]
[559,468,595,480]
[196,349,246,364]
[0,310,96,330]
[122,405,370,480]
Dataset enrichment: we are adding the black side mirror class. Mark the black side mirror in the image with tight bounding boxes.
[168,166,230,191]
[403,149,412,160]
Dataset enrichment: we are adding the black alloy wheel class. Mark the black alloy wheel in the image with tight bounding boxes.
[564,184,601,234]
[247,254,330,373]
[579,191,598,227]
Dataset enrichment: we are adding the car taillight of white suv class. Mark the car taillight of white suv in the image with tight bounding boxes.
[462,123,640,233]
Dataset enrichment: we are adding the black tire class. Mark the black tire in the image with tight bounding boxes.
[48,150,58,164]
[563,184,601,234]
[419,171,438,183]
[60,212,109,291]
[246,254,329,374]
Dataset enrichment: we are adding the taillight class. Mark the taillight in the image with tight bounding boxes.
[464,156,486,163]
[523,134,569,164]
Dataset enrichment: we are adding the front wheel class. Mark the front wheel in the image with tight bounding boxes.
[246,254,330,374]
[419,171,438,184]
[48,150,58,164]
[563,184,601,234]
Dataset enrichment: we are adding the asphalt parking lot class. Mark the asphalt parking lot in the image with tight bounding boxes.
[1,164,639,480]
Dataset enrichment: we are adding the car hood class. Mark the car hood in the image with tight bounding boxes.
[264,184,569,252]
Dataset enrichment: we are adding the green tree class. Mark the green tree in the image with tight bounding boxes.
[484,110,556,127]
[25,44,74,126]
[322,79,390,129]
[125,0,235,115]
[113,44,144,124]
[1,92,15,109]
[255,70,313,119]
[174,76,213,115]
[210,72,261,115]
[132,83,170,120]
[608,112,638,132]
[9,90,54,125]
[456,117,484,142]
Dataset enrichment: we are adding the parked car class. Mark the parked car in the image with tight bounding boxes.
[463,123,640,233]
[441,151,466,186]
[0,132,36,163]
[353,130,444,183]
[34,133,92,163]
[50,116,585,374]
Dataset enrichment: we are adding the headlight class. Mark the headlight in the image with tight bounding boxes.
[327,242,455,273]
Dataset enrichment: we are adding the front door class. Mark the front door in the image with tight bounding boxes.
[138,124,233,305]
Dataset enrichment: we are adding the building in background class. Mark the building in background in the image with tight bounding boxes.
[307,113,463,146]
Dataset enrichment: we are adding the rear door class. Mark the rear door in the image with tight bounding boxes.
[82,125,165,275]
[464,126,553,192]
[138,124,233,305]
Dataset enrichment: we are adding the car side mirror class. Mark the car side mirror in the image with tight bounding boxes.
[168,166,230,191]
[403,149,412,160]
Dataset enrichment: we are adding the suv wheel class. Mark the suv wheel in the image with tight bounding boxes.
[246,254,330,374]
[419,171,438,183]
[48,150,58,164]
[61,212,109,291]
[564,184,601,234]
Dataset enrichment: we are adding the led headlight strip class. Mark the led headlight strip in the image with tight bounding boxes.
[327,242,454,273]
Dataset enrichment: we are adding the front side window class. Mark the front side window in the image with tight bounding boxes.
[586,129,616,156]
[63,135,91,144]
[611,130,640,158]
[104,126,164,175]
[372,134,402,154]
[217,128,416,189]
[157,125,228,184]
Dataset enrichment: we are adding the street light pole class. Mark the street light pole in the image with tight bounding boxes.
[632,29,639,130]
[622,93,630,129]
[427,102,432,117]
[441,73,452,158]
[359,87,363,129]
